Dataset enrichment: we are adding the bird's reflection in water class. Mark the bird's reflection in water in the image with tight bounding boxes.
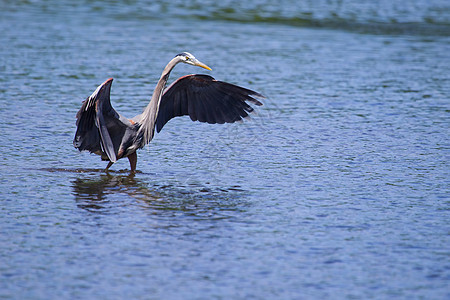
[72,172,247,217]
[72,173,156,212]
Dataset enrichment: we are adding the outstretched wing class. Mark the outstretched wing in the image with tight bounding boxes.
[155,74,263,133]
[73,78,131,162]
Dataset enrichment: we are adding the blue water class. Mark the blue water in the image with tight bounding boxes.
[1,1,449,299]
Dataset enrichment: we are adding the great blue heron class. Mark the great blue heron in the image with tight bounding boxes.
[74,52,264,173]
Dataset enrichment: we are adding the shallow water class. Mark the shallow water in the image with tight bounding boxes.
[1,1,449,299]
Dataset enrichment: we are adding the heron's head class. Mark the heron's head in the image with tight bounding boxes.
[176,52,212,71]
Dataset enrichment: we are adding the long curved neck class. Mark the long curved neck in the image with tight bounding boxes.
[137,57,181,146]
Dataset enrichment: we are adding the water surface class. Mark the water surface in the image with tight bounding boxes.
[1,1,449,299]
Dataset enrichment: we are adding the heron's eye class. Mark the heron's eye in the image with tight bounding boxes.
[185,56,190,61]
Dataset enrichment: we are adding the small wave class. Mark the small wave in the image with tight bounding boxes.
[194,13,450,36]
[4,0,450,36]
[112,1,450,37]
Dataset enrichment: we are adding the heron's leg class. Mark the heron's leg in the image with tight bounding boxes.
[128,152,137,173]
[105,161,114,171]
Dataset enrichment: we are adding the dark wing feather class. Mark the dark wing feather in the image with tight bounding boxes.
[95,99,126,162]
[156,74,263,133]
[74,96,101,153]
[73,79,132,162]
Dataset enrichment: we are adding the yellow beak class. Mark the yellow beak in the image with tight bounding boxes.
[196,61,212,71]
